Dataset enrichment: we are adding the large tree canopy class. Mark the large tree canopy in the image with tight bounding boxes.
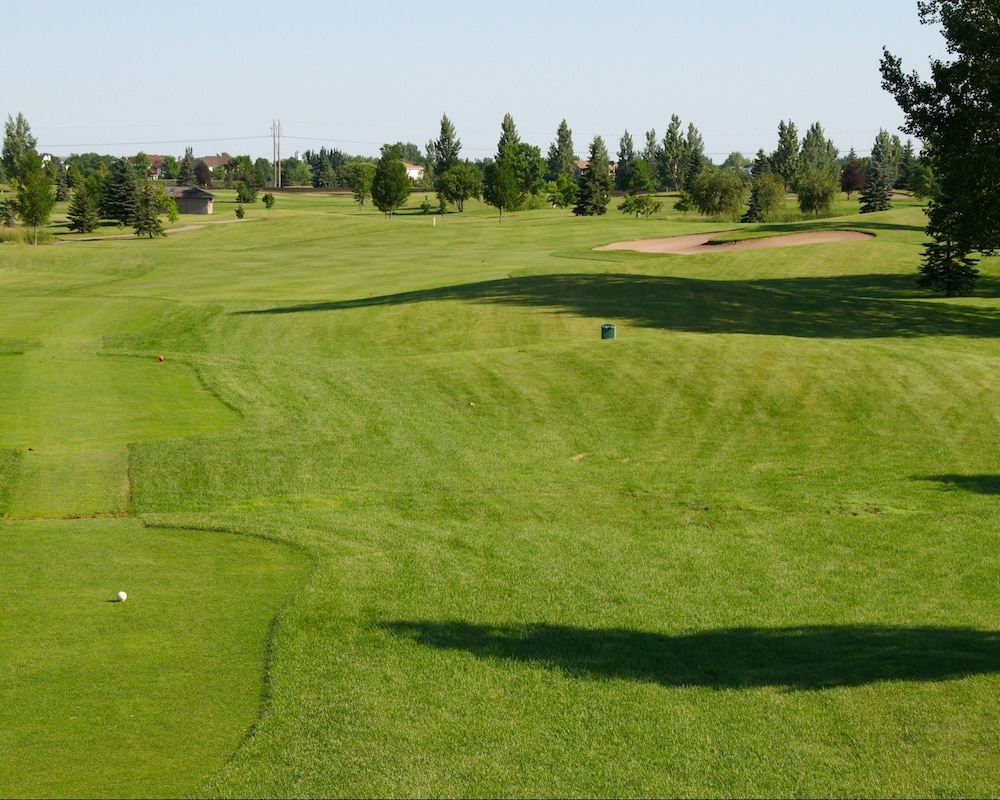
[881,0,1000,294]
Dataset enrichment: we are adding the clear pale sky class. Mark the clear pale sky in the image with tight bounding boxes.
[7,0,948,163]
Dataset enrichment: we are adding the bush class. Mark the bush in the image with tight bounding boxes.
[262,193,276,209]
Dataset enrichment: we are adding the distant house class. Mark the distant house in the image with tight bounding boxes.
[402,162,424,181]
[198,155,230,174]
[164,186,214,215]
[574,159,618,180]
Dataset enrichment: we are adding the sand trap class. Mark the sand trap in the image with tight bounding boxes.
[595,229,874,255]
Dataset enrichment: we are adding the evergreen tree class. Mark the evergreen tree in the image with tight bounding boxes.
[498,113,520,149]
[859,130,895,213]
[432,114,462,181]
[67,184,99,233]
[769,119,800,189]
[573,136,613,216]
[742,150,781,222]
[176,147,196,187]
[660,115,687,191]
[614,130,635,192]
[482,147,520,222]
[132,180,166,238]
[683,123,706,191]
[641,128,660,187]
[103,157,138,225]
[546,119,576,182]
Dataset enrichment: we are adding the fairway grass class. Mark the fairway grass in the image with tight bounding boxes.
[2,193,999,797]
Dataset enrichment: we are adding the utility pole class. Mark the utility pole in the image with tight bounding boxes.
[272,119,282,188]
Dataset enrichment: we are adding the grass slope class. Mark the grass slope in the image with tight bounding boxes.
[2,192,999,797]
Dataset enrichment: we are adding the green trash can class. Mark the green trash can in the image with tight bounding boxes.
[601,323,616,340]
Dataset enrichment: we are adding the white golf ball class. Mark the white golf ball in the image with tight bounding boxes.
[116,591,128,602]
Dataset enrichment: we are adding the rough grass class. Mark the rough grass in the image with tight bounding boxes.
[2,192,999,797]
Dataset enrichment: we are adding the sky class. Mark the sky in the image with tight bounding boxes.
[6,0,950,164]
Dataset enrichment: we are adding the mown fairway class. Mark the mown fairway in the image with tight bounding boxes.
[2,192,998,797]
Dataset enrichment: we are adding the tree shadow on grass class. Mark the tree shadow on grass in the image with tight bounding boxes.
[378,621,1000,691]
[239,272,1000,339]
[917,474,1000,494]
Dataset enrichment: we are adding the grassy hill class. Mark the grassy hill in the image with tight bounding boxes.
[1,192,998,797]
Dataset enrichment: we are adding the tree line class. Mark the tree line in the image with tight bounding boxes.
[3,0,995,294]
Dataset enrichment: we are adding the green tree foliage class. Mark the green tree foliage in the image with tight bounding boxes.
[177,147,197,187]
[642,128,660,188]
[617,193,662,218]
[482,151,520,222]
[340,162,376,207]
[132,180,167,238]
[482,115,546,220]
[54,161,71,202]
[133,152,152,180]
[908,158,937,198]
[432,113,462,180]
[881,0,1000,295]
[625,159,655,195]
[280,157,312,187]
[12,149,54,244]
[573,136,613,216]
[743,151,785,222]
[160,155,179,181]
[614,130,635,191]
[769,119,800,189]
[437,161,481,212]
[103,157,138,225]
[2,112,37,182]
[795,122,840,216]
[371,144,411,216]
[659,115,685,191]
[796,167,841,217]
[690,168,750,219]
[673,190,695,215]
[547,119,577,182]
[66,183,100,233]
[683,123,706,191]
[545,174,578,208]
[859,130,896,213]
[498,113,520,149]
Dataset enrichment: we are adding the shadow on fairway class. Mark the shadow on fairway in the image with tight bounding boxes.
[239,273,1000,339]
[918,474,1000,494]
[378,621,1000,690]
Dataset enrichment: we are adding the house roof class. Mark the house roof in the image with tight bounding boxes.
[164,186,215,199]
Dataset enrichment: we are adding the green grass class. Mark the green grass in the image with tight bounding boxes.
[2,192,999,797]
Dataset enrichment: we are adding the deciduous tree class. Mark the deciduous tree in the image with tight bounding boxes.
[340,162,376,207]
[12,149,54,244]
[371,144,410,217]
[2,112,37,182]
[437,161,481,212]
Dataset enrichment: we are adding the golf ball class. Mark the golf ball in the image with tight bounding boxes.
[116,591,128,602]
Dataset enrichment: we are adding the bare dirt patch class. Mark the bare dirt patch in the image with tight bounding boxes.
[595,230,874,255]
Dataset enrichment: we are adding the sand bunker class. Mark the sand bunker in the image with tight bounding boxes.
[595,230,874,255]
